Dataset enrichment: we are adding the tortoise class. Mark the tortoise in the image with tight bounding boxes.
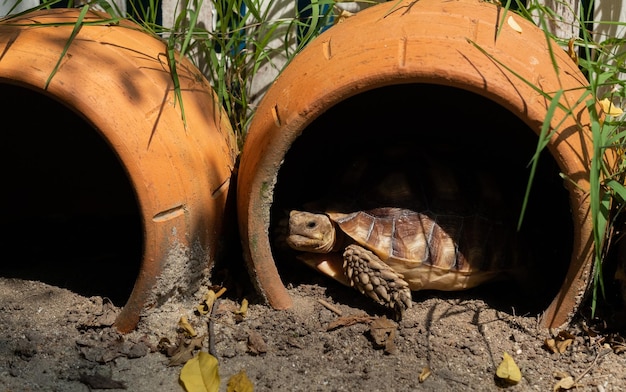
[285,207,522,317]
[279,145,530,317]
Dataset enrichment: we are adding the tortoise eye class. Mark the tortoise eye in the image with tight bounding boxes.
[306,221,317,229]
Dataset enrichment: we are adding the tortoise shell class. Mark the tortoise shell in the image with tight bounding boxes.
[325,207,517,291]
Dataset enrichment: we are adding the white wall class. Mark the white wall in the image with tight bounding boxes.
[2,0,624,101]
[0,0,39,15]
[594,0,625,98]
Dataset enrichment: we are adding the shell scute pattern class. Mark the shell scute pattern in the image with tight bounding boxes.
[330,208,489,275]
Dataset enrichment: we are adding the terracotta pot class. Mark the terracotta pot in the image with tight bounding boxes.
[237,0,613,328]
[0,9,238,332]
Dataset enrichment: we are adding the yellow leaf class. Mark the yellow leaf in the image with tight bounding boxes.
[334,9,355,25]
[179,315,198,337]
[180,352,220,392]
[567,38,578,65]
[496,352,521,384]
[507,16,523,33]
[555,338,573,353]
[227,370,254,392]
[600,98,624,116]
[553,376,576,391]
[418,367,431,383]
[235,298,249,317]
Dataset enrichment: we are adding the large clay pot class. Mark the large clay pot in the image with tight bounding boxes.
[0,9,238,332]
[237,0,614,328]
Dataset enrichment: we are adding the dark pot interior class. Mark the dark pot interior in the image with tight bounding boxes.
[270,83,573,315]
[0,83,143,306]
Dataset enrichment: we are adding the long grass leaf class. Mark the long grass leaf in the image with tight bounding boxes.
[180,0,203,56]
[44,4,90,90]
[166,42,187,128]
[518,90,564,230]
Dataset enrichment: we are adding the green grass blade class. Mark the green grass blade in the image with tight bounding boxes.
[517,90,563,230]
[166,39,187,129]
[180,0,203,56]
[44,4,90,90]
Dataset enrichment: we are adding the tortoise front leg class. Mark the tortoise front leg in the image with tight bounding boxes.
[343,244,412,318]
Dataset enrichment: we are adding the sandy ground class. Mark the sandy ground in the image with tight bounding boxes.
[1,255,625,392]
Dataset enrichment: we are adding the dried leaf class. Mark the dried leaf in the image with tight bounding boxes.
[557,330,576,340]
[369,316,397,354]
[227,370,254,392]
[553,376,577,391]
[496,352,521,384]
[507,16,523,33]
[555,338,573,353]
[545,331,576,354]
[179,315,198,337]
[235,299,248,317]
[418,367,431,383]
[179,351,220,392]
[78,298,119,328]
[326,314,374,331]
[247,331,268,355]
[168,335,206,366]
[544,338,558,354]
[197,288,227,315]
[334,9,355,25]
[600,98,624,116]
[567,38,578,65]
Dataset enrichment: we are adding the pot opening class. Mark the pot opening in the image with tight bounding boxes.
[270,83,573,316]
[0,83,143,306]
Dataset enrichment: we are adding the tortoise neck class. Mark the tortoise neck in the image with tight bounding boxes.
[330,228,345,253]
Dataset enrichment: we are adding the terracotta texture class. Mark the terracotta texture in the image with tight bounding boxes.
[237,0,613,328]
[0,9,238,332]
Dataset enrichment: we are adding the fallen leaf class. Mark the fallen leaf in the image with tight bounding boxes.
[544,330,576,354]
[544,338,558,353]
[167,335,206,366]
[179,315,198,337]
[556,338,573,353]
[495,352,521,385]
[197,288,227,315]
[553,376,577,391]
[235,298,248,317]
[326,314,374,331]
[247,331,268,355]
[78,298,119,329]
[567,38,578,65]
[600,98,624,116]
[227,370,254,392]
[369,316,397,354]
[180,351,220,392]
[418,367,431,383]
[557,330,576,340]
[507,16,523,33]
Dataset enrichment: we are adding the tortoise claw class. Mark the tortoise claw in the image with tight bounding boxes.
[343,244,412,316]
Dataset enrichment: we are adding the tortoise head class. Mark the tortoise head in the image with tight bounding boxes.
[286,210,337,253]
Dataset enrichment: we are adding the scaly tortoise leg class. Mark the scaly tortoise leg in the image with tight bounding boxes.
[343,244,412,318]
